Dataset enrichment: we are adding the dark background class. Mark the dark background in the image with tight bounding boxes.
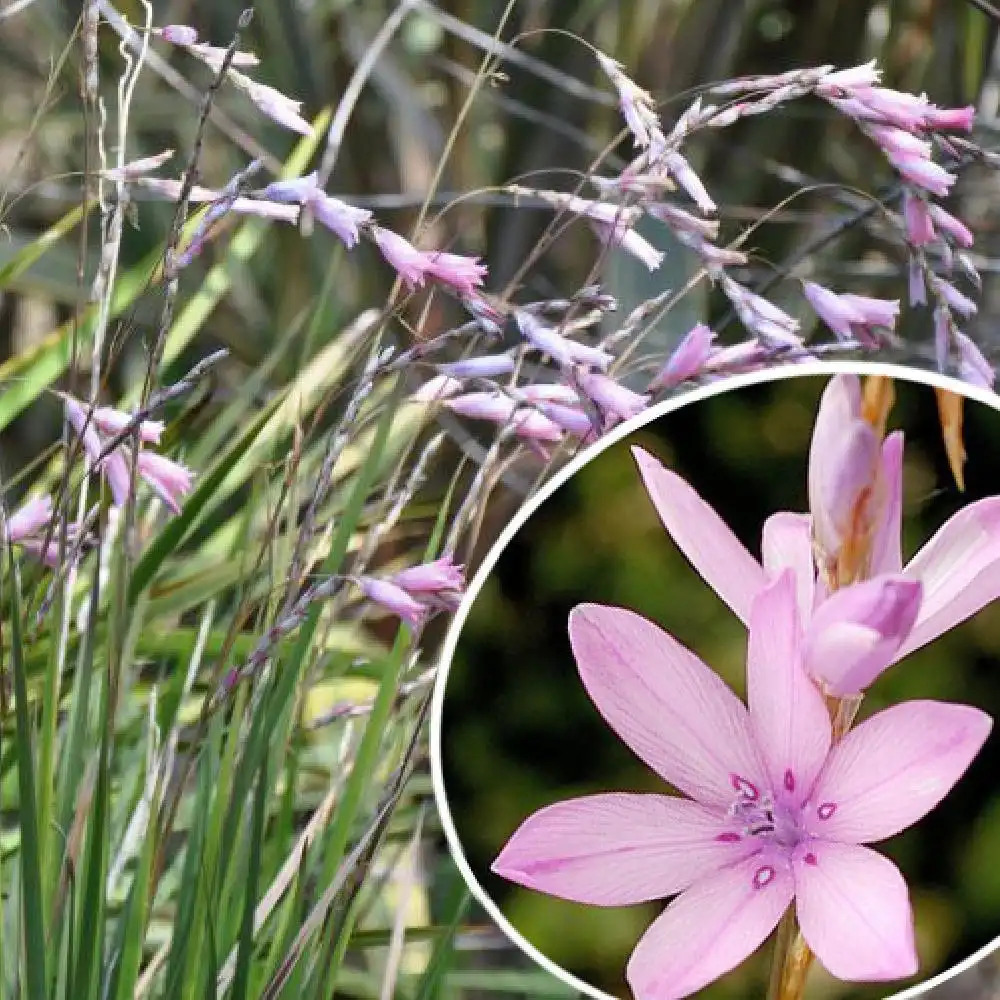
[442,371,1000,999]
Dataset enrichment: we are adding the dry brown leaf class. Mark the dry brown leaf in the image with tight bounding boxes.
[935,387,967,491]
[862,376,895,435]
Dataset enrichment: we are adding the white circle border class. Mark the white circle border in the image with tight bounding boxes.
[430,359,1000,1000]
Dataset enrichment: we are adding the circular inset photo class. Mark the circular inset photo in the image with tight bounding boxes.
[432,364,1000,1000]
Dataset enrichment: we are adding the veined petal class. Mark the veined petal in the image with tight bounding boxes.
[761,511,815,618]
[870,431,904,576]
[802,700,991,843]
[793,842,917,981]
[899,497,1000,657]
[802,575,922,694]
[748,572,831,804]
[627,853,793,1000]
[492,793,756,905]
[633,448,765,624]
[569,604,768,809]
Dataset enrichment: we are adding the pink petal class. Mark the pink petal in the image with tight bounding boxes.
[870,431,904,575]
[747,572,832,804]
[569,604,767,809]
[803,700,991,843]
[492,793,756,906]
[632,448,765,624]
[793,842,917,981]
[627,853,793,1000]
[760,511,815,618]
[802,575,922,694]
[899,497,1000,657]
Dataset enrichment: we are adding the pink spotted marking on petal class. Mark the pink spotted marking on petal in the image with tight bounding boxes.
[716,832,742,843]
[753,866,775,889]
[731,775,760,799]
[804,852,818,866]
[783,769,795,792]
[817,802,837,820]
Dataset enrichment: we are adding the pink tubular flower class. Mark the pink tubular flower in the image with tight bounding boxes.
[424,251,488,296]
[136,452,193,514]
[357,576,428,629]
[65,396,193,514]
[935,278,978,318]
[260,173,371,248]
[661,151,716,214]
[807,376,894,578]
[574,369,649,428]
[371,226,429,289]
[902,190,935,246]
[803,282,899,346]
[389,554,466,612]
[92,406,164,444]
[721,278,802,348]
[493,573,991,999]
[157,24,199,45]
[370,226,486,294]
[515,312,614,371]
[649,324,717,391]
[590,221,664,271]
[6,494,53,543]
[954,331,995,388]
[927,204,974,248]
[594,51,661,149]
[391,555,465,594]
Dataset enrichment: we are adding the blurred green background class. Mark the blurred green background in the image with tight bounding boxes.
[442,371,1000,1000]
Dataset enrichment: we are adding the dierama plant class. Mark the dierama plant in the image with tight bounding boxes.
[492,373,1000,999]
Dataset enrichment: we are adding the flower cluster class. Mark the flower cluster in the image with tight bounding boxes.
[492,373,999,998]
[357,555,466,630]
[64,397,193,514]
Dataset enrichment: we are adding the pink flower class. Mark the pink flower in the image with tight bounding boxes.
[923,105,975,131]
[357,577,428,629]
[801,575,923,694]
[259,173,371,248]
[803,282,899,346]
[902,190,935,246]
[721,278,802,347]
[389,555,466,612]
[371,226,429,289]
[534,402,598,441]
[494,573,990,998]
[158,24,199,46]
[807,377,886,565]
[661,151,716,215]
[136,452,193,514]
[92,406,164,444]
[927,205,974,248]
[370,227,486,294]
[633,411,1000,676]
[955,331,994,388]
[589,221,664,271]
[391,555,465,594]
[574,370,649,428]
[887,152,955,197]
[649,324,717,391]
[411,375,463,403]
[6,494,53,543]
[436,354,516,378]
[594,52,661,149]
[311,196,372,249]
[231,73,314,136]
[515,312,613,370]
[424,251,488,295]
[935,278,978,318]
